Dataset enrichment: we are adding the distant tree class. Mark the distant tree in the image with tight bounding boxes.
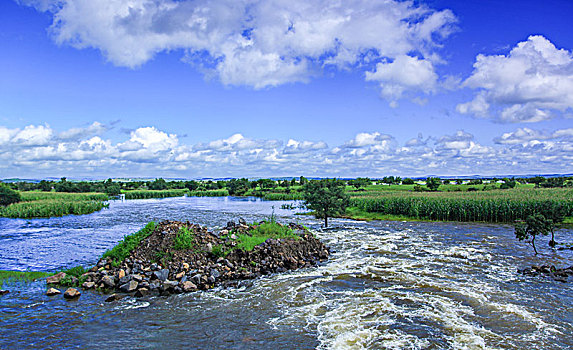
[539,177,564,188]
[299,176,308,185]
[184,180,200,191]
[500,178,516,189]
[402,178,415,185]
[227,178,250,196]
[104,179,121,196]
[443,179,451,185]
[0,184,21,206]
[426,177,441,191]
[468,179,483,185]
[38,180,52,192]
[515,213,553,255]
[290,178,297,187]
[149,178,167,190]
[303,179,349,228]
[349,177,371,190]
[455,179,463,185]
[527,176,545,186]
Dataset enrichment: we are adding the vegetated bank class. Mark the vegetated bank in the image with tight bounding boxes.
[47,219,329,299]
[0,192,109,219]
[345,187,573,224]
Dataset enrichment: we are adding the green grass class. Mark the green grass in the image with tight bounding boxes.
[234,221,299,251]
[188,189,229,197]
[123,189,189,199]
[102,222,156,267]
[0,270,52,287]
[173,226,197,250]
[262,192,305,200]
[347,187,573,223]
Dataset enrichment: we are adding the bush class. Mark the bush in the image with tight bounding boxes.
[173,226,197,250]
[0,185,21,206]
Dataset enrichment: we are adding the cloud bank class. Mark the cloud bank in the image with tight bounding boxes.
[21,0,456,106]
[1,123,572,178]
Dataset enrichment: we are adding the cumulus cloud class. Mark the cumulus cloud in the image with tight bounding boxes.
[1,122,572,177]
[457,35,573,122]
[21,0,456,105]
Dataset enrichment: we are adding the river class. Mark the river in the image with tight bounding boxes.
[0,196,572,349]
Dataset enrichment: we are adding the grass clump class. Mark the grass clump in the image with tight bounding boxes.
[123,189,189,199]
[0,270,52,287]
[0,191,109,218]
[173,226,197,250]
[102,222,156,267]
[235,221,299,251]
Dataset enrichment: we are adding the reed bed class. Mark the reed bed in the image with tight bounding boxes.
[188,189,229,197]
[262,192,305,201]
[20,192,108,202]
[0,199,108,218]
[349,188,573,223]
[123,189,189,199]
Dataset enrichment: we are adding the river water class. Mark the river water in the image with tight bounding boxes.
[0,196,572,349]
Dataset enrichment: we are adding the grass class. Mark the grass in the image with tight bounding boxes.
[0,270,52,287]
[346,187,573,223]
[0,191,109,218]
[123,189,189,199]
[189,189,229,197]
[234,221,300,251]
[173,226,197,250]
[102,222,156,267]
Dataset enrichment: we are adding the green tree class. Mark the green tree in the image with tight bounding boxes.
[227,178,250,196]
[0,184,21,206]
[426,177,441,191]
[402,178,415,185]
[104,179,121,196]
[515,213,553,255]
[349,177,371,190]
[303,179,349,228]
[149,178,167,190]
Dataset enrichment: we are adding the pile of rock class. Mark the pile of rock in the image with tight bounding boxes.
[518,265,573,283]
[47,219,329,300]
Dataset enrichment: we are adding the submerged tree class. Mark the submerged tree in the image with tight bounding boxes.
[303,179,349,228]
[514,213,553,255]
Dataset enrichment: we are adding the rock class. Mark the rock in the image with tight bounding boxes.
[46,272,66,284]
[175,271,185,280]
[105,293,123,302]
[82,281,95,289]
[230,234,237,240]
[102,275,116,288]
[153,269,169,282]
[239,217,247,225]
[182,281,197,292]
[132,274,143,282]
[182,262,189,270]
[134,288,150,297]
[119,275,131,285]
[46,288,61,296]
[0,290,9,295]
[205,243,213,253]
[118,269,126,279]
[219,229,229,236]
[210,269,221,279]
[64,288,81,299]
[119,280,138,293]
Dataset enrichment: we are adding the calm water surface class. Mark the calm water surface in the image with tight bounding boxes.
[0,196,572,349]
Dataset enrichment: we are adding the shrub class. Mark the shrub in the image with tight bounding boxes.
[0,185,21,206]
[173,226,196,250]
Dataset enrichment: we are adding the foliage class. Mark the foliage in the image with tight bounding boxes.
[515,213,553,255]
[227,178,251,196]
[102,222,156,267]
[188,189,229,197]
[0,270,52,287]
[426,177,441,191]
[123,189,189,199]
[0,199,108,218]
[149,178,168,190]
[402,178,415,185]
[62,265,87,277]
[0,184,21,206]
[303,179,349,227]
[173,226,197,250]
[348,177,371,190]
[500,178,516,189]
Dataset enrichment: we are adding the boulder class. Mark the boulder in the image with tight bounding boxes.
[82,281,95,289]
[46,272,66,284]
[134,288,150,297]
[102,275,116,288]
[105,293,123,302]
[175,271,185,280]
[153,269,169,282]
[0,290,9,295]
[46,288,61,296]
[117,269,126,279]
[182,281,197,292]
[64,288,81,299]
[119,280,138,293]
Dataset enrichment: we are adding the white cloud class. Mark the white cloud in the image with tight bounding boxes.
[59,121,107,140]
[458,35,573,122]
[22,0,456,104]
[1,123,572,177]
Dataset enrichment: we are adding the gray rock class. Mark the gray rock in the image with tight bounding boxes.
[210,269,221,279]
[46,272,66,284]
[239,217,247,225]
[153,269,169,282]
[135,288,150,297]
[82,281,95,289]
[119,280,138,293]
[191,274,202,284]
[119,275,131,285]
[182,281,197,292]
[101,275,116,288]
[46,288,60,296]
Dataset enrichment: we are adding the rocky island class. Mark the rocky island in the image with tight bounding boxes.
[47,219,329,300]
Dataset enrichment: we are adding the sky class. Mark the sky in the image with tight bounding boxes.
[0,0,572,179]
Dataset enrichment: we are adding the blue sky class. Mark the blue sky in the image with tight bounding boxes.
[1,0,572,179]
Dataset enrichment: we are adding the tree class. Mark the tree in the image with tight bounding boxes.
[227,178,250,196]
[303,179,349,228]
[349,177,371,190]
[515,213,552,255]
[426,177,441,191]
[104,179,121,196]
[149,178,167,190]
[0,184,21,206]
[402,178,415,185]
